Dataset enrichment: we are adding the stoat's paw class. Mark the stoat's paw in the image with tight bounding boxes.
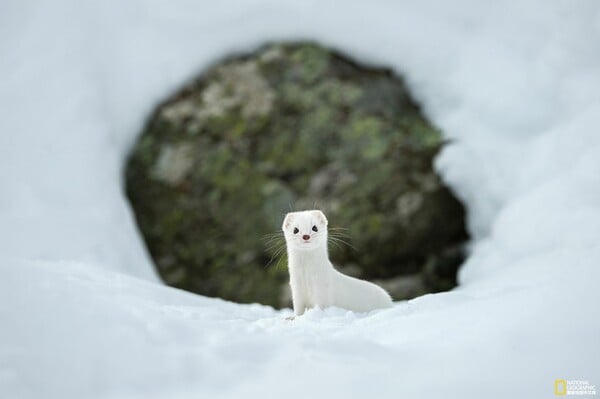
[285,316,295,321]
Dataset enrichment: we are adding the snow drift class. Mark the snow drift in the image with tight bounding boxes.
[1,0,599,398]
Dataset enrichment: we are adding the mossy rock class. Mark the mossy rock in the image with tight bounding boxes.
[126,42,468,307]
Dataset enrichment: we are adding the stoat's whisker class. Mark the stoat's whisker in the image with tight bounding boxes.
[327,240,343,252]
[261,233,284,241]
[263,240,283,248]
[328,229,351,235]
[265,245,287,269]
[265,244,284,254]
[264,236,283,243]
[265,240,285,250]
[261,232,281,237]
[328,236,356,251]
[263,230,287,269]
[328,236,354,245]
[269,246,286,256]
[328,232,352,240]
[268,242,286,254]
[263,234,285,243]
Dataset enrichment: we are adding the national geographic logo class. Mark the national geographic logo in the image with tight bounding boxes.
[555,379,596,396]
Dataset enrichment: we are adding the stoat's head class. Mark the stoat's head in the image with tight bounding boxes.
[282,210,328,251]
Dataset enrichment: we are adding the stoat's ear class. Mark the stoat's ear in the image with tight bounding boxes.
[311,210,328,226]
[282,213,294,230]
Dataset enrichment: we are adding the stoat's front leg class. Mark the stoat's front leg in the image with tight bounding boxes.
[289,278,307,316]
[291,288,307,316]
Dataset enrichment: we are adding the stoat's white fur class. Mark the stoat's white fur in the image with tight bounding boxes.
[283,210,393,316]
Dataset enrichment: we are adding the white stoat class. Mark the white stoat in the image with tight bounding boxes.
[282,210,393,316]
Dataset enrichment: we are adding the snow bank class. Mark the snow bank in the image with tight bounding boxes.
[1,0,599,398]
[2,257,597,399]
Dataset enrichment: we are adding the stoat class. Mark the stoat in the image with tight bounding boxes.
[282,210,393,316]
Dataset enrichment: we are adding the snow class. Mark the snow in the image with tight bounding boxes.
[1,0,599,398]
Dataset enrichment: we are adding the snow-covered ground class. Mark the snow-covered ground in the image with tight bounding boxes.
[1,1,599,398]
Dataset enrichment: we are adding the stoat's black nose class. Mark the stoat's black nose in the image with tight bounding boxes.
[302,235,310,241]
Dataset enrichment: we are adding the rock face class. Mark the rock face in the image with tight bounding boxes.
[126,42,468,307]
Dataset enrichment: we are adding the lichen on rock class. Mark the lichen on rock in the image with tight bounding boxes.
[152,142,195,185]
[126,42,469,307]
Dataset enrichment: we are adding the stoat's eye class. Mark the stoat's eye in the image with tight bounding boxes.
[293,227,299,234]
[312,225,318,232]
